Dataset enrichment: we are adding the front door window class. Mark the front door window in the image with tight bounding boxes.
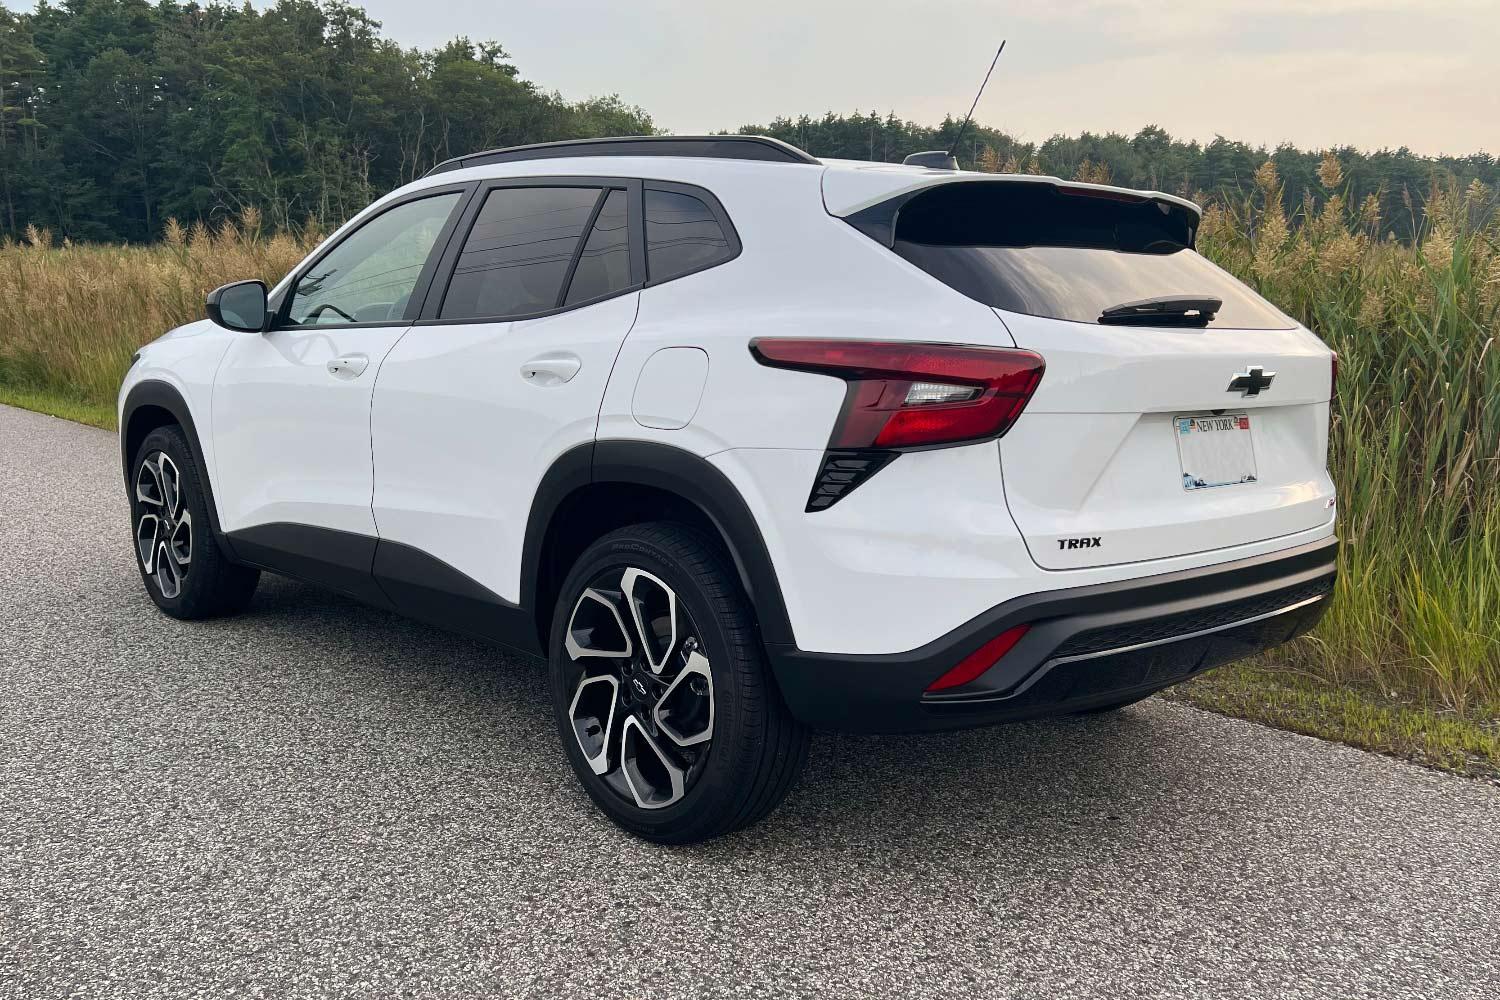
[287,192,462,326]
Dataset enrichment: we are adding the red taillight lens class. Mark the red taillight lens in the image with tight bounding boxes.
[925,625,1030,693]
[1330,351,1339,402]
[750,339,1045,450]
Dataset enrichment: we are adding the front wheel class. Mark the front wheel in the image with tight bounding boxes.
[130,425,259,619]
[548,523,809,844]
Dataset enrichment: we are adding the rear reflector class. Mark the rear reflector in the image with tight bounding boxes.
[925,624,1030,692]
[750,339,1045,450]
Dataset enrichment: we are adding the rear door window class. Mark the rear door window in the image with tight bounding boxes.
[564,189,632,306]
[441,186,601,320]
[888,183,1293,330]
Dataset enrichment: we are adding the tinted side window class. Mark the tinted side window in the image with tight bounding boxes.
[563,189,631,306]
[645,189,733,282]
[287,192,461,326]
[441,186,600,320]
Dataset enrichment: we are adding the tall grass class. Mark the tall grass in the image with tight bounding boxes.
[0,169,1496,714]
[1198,158,1500,715]
[0,211,317,407]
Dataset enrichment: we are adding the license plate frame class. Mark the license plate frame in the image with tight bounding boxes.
[1174,413,1258,491]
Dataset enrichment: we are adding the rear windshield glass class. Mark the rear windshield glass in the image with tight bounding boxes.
[890,183,1293,330]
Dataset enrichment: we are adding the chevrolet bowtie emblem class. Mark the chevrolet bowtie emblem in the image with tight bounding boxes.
[1228,366,1276,396]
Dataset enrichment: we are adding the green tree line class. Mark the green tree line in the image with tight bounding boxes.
[2,0,1495,244]
[0,0,654,242]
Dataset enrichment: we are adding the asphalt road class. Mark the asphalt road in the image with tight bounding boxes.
[2,402,1498,1000]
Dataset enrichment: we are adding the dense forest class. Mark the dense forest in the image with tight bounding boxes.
[2,0,1496,244]
[0,0,655,241]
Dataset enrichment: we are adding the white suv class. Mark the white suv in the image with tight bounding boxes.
[119,136,1339,843]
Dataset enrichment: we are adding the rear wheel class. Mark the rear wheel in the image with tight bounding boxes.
[130,425,259,619]
[548,522,808,844]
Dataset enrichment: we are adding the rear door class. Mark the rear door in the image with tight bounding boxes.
[370,178,643,609]
[883,180,1336,570]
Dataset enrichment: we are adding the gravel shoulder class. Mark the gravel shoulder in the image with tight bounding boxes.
[2,403,1498,1000]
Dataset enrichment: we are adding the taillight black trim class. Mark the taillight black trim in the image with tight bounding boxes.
[805,450,898,512]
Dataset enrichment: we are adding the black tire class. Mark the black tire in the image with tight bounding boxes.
[548,522,809,844]
[129,425,259,619]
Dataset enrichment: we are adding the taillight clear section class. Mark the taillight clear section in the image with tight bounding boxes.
[750,339,1046,450]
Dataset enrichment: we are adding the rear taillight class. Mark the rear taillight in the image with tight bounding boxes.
[1330,351,1339,402]
[925,625,1030,693]
[749,339,1045,450]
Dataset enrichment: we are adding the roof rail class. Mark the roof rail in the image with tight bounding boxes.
[424,135,819,177]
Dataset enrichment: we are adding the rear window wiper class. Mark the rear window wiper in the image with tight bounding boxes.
[1099,295,1222,325]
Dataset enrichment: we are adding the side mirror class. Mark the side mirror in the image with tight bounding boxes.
[206,280,269,333]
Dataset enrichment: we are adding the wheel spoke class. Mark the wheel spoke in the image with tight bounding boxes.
[564,588,634,660]
[620,567,677,675]
[620,714,686,810]
[168,509,192,568]
[135,514,160,572]
[157,454,183,520]
[135,457,165,508]
[653,649,714,747]
[154,541,182,598]
[568,674,620,775]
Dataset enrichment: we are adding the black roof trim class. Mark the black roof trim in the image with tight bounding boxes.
[424,135,819,176]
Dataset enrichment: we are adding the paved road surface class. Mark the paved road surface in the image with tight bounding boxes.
[1,402,1497,999]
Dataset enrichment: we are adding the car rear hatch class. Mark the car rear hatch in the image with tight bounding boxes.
[836,174,1336,570]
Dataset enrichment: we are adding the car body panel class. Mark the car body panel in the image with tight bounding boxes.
[371,292,641,603]
[994,309,1335,570]
[211,322,411,536]
[118,319,238,493]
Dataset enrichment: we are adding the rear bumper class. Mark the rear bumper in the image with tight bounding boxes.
[765,535,1337,733]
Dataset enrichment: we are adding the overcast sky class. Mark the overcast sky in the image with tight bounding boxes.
[351,0,1496,155]
[22,0,1500,154]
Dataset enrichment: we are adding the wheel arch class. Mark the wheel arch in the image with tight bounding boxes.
[120,380,231,547]
[522,441,796,653]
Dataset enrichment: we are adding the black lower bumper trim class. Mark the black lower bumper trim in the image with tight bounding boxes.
[765,536,1337,733]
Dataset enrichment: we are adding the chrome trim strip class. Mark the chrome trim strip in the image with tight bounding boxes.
[1044,593,1328,668]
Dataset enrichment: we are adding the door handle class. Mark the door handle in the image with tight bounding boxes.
[327,354,369,378]
[520,353,582,386]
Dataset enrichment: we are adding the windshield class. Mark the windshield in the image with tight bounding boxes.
[886,182,1294,330]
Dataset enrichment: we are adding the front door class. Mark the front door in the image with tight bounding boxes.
[211,188,468,563]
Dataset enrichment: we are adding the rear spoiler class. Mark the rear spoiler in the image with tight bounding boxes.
[828,173,1201,250]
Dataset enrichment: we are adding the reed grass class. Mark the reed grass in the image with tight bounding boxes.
[1196,160,1500,719]
[1,168,1496,723]
[0,211,317,410]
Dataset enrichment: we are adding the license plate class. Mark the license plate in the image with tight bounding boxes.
[1175,413,1257,490]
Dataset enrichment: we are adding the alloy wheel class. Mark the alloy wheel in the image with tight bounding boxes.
[134,452,192,599]
[563,566,715,810]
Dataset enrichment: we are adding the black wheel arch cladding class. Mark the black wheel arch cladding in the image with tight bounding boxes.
[523,440,797,650]
[121,379,234,554]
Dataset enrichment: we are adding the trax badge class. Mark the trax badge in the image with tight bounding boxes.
[1227,366,1276,396]
[1058,537,1102,550]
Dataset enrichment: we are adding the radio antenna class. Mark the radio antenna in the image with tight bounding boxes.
[947,41,1006,160]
